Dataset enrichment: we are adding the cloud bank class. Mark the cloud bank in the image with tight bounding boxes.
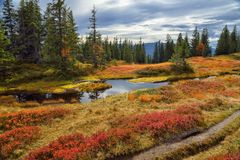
[10,0,240,45]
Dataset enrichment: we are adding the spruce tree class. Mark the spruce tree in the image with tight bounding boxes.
[237,35,240,52]
[183,34,190,57]
[2,0,16,47]
[42,3,60,62]
[16,0,41,63]
[229,25,237,54]
[190,27,200,56]
[216,25,230,55]
[165,34,174,61]
[176,33,183,46]
[170,33,193,73]
[0,19,12,63]
[88,6,103,67]
[159,42,165,62]
[42,0,79,64]
[112,37,120,60]
[152,42,159,63]
[103,37,111,61]
[201,28,211,56]
[175,33,183,56]
[52,0,66,61]
[65,9,79,58]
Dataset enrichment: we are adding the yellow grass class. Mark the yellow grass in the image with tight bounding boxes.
[85,53,240,82]
[185,123,240,160]
[2,75,235,158]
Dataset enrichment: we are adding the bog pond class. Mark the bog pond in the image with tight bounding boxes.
[8,80,169,103]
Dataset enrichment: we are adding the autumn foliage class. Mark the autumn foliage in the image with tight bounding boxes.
[208,153,240,160]
[0,108,70,131]
[196,42,206,56]
[0,126,41,159]
[25,106,204,160]
[116,106,204,137]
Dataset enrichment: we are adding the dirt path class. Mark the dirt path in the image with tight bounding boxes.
[125,110,240,160]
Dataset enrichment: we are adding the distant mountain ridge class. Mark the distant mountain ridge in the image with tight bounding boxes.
[144,42,156,56]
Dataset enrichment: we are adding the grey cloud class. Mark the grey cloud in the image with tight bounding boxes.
[11,0,240,45]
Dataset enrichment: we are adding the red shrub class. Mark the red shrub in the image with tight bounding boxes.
[0,126,41,159]
[208,153,240,160]
[121,107,204,137]
[175,104,202,115]
[26,133,85,160]
[0,108,70,131]
[25,106,204,160]
[26,128,134,160]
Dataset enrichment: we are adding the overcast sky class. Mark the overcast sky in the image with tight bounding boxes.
[8,0,240,45]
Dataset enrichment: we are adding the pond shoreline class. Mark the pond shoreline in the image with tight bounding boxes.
[0,73,239,104]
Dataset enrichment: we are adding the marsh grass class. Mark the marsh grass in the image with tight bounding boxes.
[185,118,240,160]
[1,61,240,159]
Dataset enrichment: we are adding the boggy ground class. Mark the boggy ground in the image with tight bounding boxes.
[0,53,240,160]
[1,75,240,159]
[86,52,240,82]
[1,53,240,95]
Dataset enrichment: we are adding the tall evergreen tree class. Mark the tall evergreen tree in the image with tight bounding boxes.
[2,0,16,46]
[183,34,190,57]
[174,33,190,58]
[176,33,183,46]
[88,6,103,67]
[42,3,60,62]
[159,42,165,62]
[135,38,146,64]
[64,9,79,58]
[175,33,184,56]
[216,25,230,55]
[103,37,111,61]
[190,27,200,56]
[16,0,41,63]
[237,35,240,52]
[201,28,211,56]
[51,0,66,61]
[0,19,12,63]
[165,34,174,61]
[42,0,79,63]
[229,25,238,54]
[152,42,159,63]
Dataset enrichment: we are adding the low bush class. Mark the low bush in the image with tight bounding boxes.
[199,98,229,111]
[0,96,16,105]
[128,93,137,101]
[117,106,204,138]
[0,126,41,159]
[0,108,70,131]
[208,153,240,160]
[133,86,180,104]
[25,106,204,160]
[177,80,226,99]
[136,67,169,76]
[18,101,41,108]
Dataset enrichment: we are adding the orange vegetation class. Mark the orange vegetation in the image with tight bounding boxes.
[93,54,240,80]
[129,75,240,103]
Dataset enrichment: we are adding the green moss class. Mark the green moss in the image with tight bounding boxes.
[129,75,170,83]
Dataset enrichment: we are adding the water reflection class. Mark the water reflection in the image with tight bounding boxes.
[14,80,169,103]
